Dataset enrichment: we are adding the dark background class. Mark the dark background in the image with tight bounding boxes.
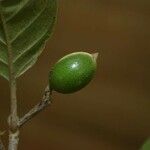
[0,0,150,149]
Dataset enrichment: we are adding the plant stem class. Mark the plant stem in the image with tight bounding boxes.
[0,6,19,150]
[8,80,19,150]
[0,4,19,149]
[0,135,5,150]
[18,86,51,128]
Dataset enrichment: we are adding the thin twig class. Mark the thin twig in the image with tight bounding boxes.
[18,86,52,128]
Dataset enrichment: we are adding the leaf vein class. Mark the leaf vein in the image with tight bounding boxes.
[0,38,6,45]
[10,4,47,43]
[0,59,8,65]
[14,28,49,63]
[6,0,32,22]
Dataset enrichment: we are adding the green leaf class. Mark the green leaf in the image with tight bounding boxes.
[0,0,57,80]
[141,138,150,150]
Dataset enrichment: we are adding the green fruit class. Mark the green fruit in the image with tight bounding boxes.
[49,52,98,94]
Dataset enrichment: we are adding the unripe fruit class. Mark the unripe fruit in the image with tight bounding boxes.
[49,52,98,94]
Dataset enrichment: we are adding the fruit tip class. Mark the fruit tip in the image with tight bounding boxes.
[92,52,99,61]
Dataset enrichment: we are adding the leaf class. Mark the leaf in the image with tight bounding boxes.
[0,0,57,80]
[141,139,150,150]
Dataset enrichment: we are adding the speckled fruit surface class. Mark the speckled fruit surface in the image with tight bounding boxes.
[49,52,98,94]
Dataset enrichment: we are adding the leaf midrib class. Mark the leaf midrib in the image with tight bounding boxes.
[0,3,14,81]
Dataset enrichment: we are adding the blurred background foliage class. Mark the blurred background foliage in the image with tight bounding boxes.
[0,0,150,149]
